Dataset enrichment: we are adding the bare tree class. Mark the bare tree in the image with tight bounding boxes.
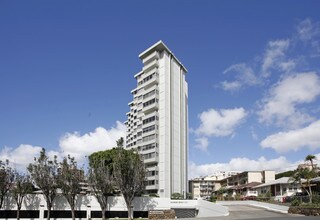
[113,148,146,220]
[11,172,33,220]
[27,148,58,220]
[57,155,83,220]
[0,160,14,209]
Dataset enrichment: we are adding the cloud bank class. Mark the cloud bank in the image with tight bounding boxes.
[189,155,316,179]
[0,121,126,171]
[258,72,320,129]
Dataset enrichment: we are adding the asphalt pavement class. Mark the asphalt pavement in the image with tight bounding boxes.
[184,205,319,220]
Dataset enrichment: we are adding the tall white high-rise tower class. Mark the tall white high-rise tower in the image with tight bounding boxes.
[125,41,188,198]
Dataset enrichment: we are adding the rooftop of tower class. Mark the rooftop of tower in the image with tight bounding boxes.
[139,40,188,73]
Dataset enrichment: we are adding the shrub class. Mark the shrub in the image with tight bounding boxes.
[210,195,217,202]
[291,198,302,207]
[149,193,159,197]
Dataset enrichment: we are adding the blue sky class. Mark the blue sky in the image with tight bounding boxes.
[1,1,320,178]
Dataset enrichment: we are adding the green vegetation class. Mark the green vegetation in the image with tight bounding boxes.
[209,195,217,202]
[89,137,146,220]
[275,170,295,179]
[0,159,14,209]
[57,155,84,220]
[27,148,59,220]
[113,145,146,220]
[11,172,33,220]
[171,192,184,200]
[290,154,319,204]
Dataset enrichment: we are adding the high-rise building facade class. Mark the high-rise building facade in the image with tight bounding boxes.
[125,41,188,198]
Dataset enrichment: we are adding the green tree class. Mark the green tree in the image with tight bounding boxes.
[305,154,316,170]
[113,147,146,220]
[216,187,227,200]
[88,148,118,172]
[0,160,14,209]
[57,155,83,220]
[88,156,114,220]
[27,148,58,220]
[291,167,317,203]
[275,170,295,179]
[11,172,33,220]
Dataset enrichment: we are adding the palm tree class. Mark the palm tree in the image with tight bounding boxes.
[290,168,314,203]
[305,154,316,170]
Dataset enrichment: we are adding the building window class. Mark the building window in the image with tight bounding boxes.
[143,125,155,133]
[143,98,158,107]
[143,152,157,160]
[142,134,156,142]
[143,116,156,125]
[142,143,157,151]
[143,89,157,99]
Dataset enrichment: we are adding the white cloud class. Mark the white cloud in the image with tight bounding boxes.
[297,18,320,42]
[296,19,320,56]
[0,121,126,171]
[194,137,209,152]
[260,120,320,153]
[195,108,247,137]
[0,145,41,169]
[261,39,290,77]
[189,156,298,179]
[221,81,242,91]
[258,72,320,128]
[278,60,296,72]
[0,144,59,172]
[59,121,126,161]
[222,63,260,91]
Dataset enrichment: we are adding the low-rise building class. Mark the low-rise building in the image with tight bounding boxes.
[220,170,275,187]
[215,170,275,199]
[189,171,239,199]
[252,177,302,202]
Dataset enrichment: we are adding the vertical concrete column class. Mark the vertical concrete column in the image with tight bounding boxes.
[87,205,91,220]
[39,204,44,219]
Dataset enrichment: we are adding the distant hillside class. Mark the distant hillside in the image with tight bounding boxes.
[275,170,295,179]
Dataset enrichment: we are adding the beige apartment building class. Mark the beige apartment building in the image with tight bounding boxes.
[189,170,275,199]
[189,171,239,199]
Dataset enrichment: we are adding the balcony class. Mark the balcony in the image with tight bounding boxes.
[142,51,159,64]
[146,175,158,181]
[143,59,158,73]
[144,156,158,164]
[146,184,159,190]
[143,102,158,114]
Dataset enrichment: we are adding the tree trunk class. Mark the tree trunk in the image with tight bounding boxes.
[47,204,51,220]
[0,197,4,209]
[102,206,106,220]
[17,207,20,220]
[71,207,75,220]
[127,205,131,220]
[308,185,313,203]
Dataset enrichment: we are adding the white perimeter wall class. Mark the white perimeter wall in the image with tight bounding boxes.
[2,195,228,219]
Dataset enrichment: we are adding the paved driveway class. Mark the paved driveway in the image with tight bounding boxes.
[185,205,319,220]
[223,205,313,220]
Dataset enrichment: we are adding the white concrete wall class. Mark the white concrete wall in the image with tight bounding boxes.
[264,171,275,183]
[157,50,187,198]
[248,172,262,183]
[2,195,229,219]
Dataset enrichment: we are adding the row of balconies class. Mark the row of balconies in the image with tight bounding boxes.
[146,184,159,190]
[142,50,159,65]
[137,72,159,89]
